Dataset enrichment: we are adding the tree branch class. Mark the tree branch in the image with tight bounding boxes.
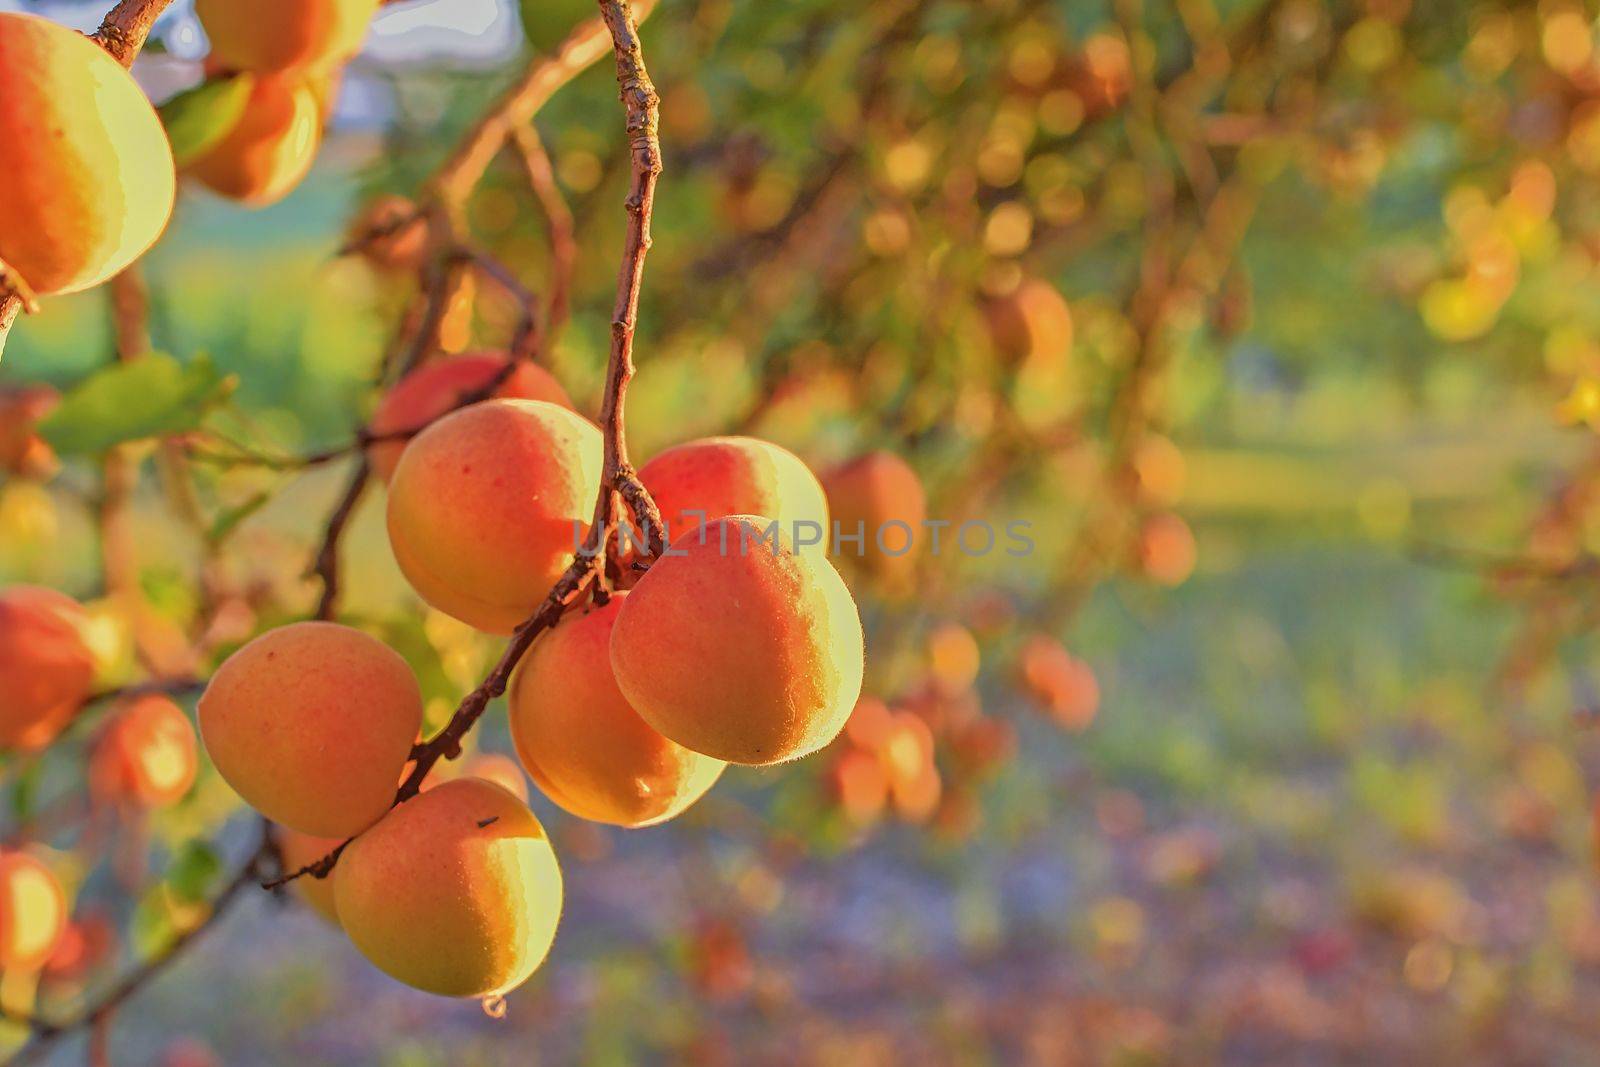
[90,0,176,68]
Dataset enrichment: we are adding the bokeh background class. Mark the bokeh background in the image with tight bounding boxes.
[5,0,1600,1063]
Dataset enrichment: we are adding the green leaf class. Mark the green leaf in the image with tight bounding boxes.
[167,840,223,904]
[159,75,253,167]
[207,491,271,546]
[39,353,234,456]
[518,0,597,53]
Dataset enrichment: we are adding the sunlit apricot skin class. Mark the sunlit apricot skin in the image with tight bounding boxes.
[610,516,865,766]
[194,0,380,73]
[0,585,95,752]
[367,355,574,480]
[334,778,563,998]
[387,399,602,634]
[636,436,828,550]
[821,451,927,575]
[277,827,343,924]
[89,695,198,808]
[187,74,321,207]
[0,13,176,296]
[0,851,66,971]
[510,594,724,827]
[198,622,423,838]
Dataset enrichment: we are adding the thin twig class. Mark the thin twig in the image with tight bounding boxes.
[510,124,577,353]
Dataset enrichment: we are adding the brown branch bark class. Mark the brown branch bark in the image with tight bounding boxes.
[91,0,176,67]
[267,0,667,891]
[510,124,577,354]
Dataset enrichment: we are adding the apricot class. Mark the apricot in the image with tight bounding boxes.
[0,851,66,971]
[985,277,1073,364]
[1019,635,1099,732]
[0,585,95,752]
[387,399,602,634]
[637,436,828,550]
[454,753,530,803]
[610,516,865,765]
[89,695,198,808]
[1135,512,1197,587]
[821,451,927,574]
[510,594,724,827]
[194,0,379,73]
[277,827,342,924]
[367,355,573,480]
[187,74,321,207]
[334,778,562,998]
[198,622,422,837]
[828,748,888,826]
[42,910,115,983]
[0,13,176,297]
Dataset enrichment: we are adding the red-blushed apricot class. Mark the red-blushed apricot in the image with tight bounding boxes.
[194,0,379,73]
[346,193,428,273]
[1018,635,1099,731]
[88,695,198,808]
[41,910,115,983]
[822,451,928,576]
[187,74,321,207]
[0,386,60,480]
[367,355,574,480]
[0,585,95,752]
[277,827,342,924]
[828,747,888,826]
[610,516,865,766]
[1135,512,1197,587]
[636,436,829,550]
[198,622,422,837]
[0,13,176,297]
[0,851,66,971]
[509,594,724,827]
[387,399,602,634]
[334,778,562,998]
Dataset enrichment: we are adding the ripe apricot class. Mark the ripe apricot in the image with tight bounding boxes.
[277,827,342,924]
[509,594,724,827]
[198,622,422,837]
[0,13,176,296]
[454,753,530,803]
[822,451,927,575]
[985,277,1073,364]
[610,516,865,765]
[1135,512,1197,587]
[1019,635,1099,731]
[334,778,562,998]
[0,585,95,752]
[187,74,321,207]
[637,436,828,550]
[194,0,379,73]
[367,355,573,480]
[89,695,198,808]
[0,851,66,970]
[387,399,602,633]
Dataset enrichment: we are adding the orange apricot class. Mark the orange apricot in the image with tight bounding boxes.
[509,594,724,827]
[367,355,573,480]
[88,695,198,808]
[636,436,829,550]
[984,277,1073,364]
[926,622,981,695]
[610,516,865,765]
[1135,512,1197,587]
[1131,434,1186,508]
[187,74,321,206]
[0,585,95,752]
[194,0,379,73]
[387,399,602,634]
[0,13,176,297]
[198,622,422,837]
[828,747,888,825]
[822,450,927,575]
[277,827,342,924]
[1018,635,1099,731]
[334,778,562,997]
[0,851,66,971]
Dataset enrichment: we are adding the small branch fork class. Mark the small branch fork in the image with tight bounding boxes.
[265,0,666,892]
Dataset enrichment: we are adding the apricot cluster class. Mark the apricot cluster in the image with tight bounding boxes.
[0,12,175,299]
[181,0,381,206]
